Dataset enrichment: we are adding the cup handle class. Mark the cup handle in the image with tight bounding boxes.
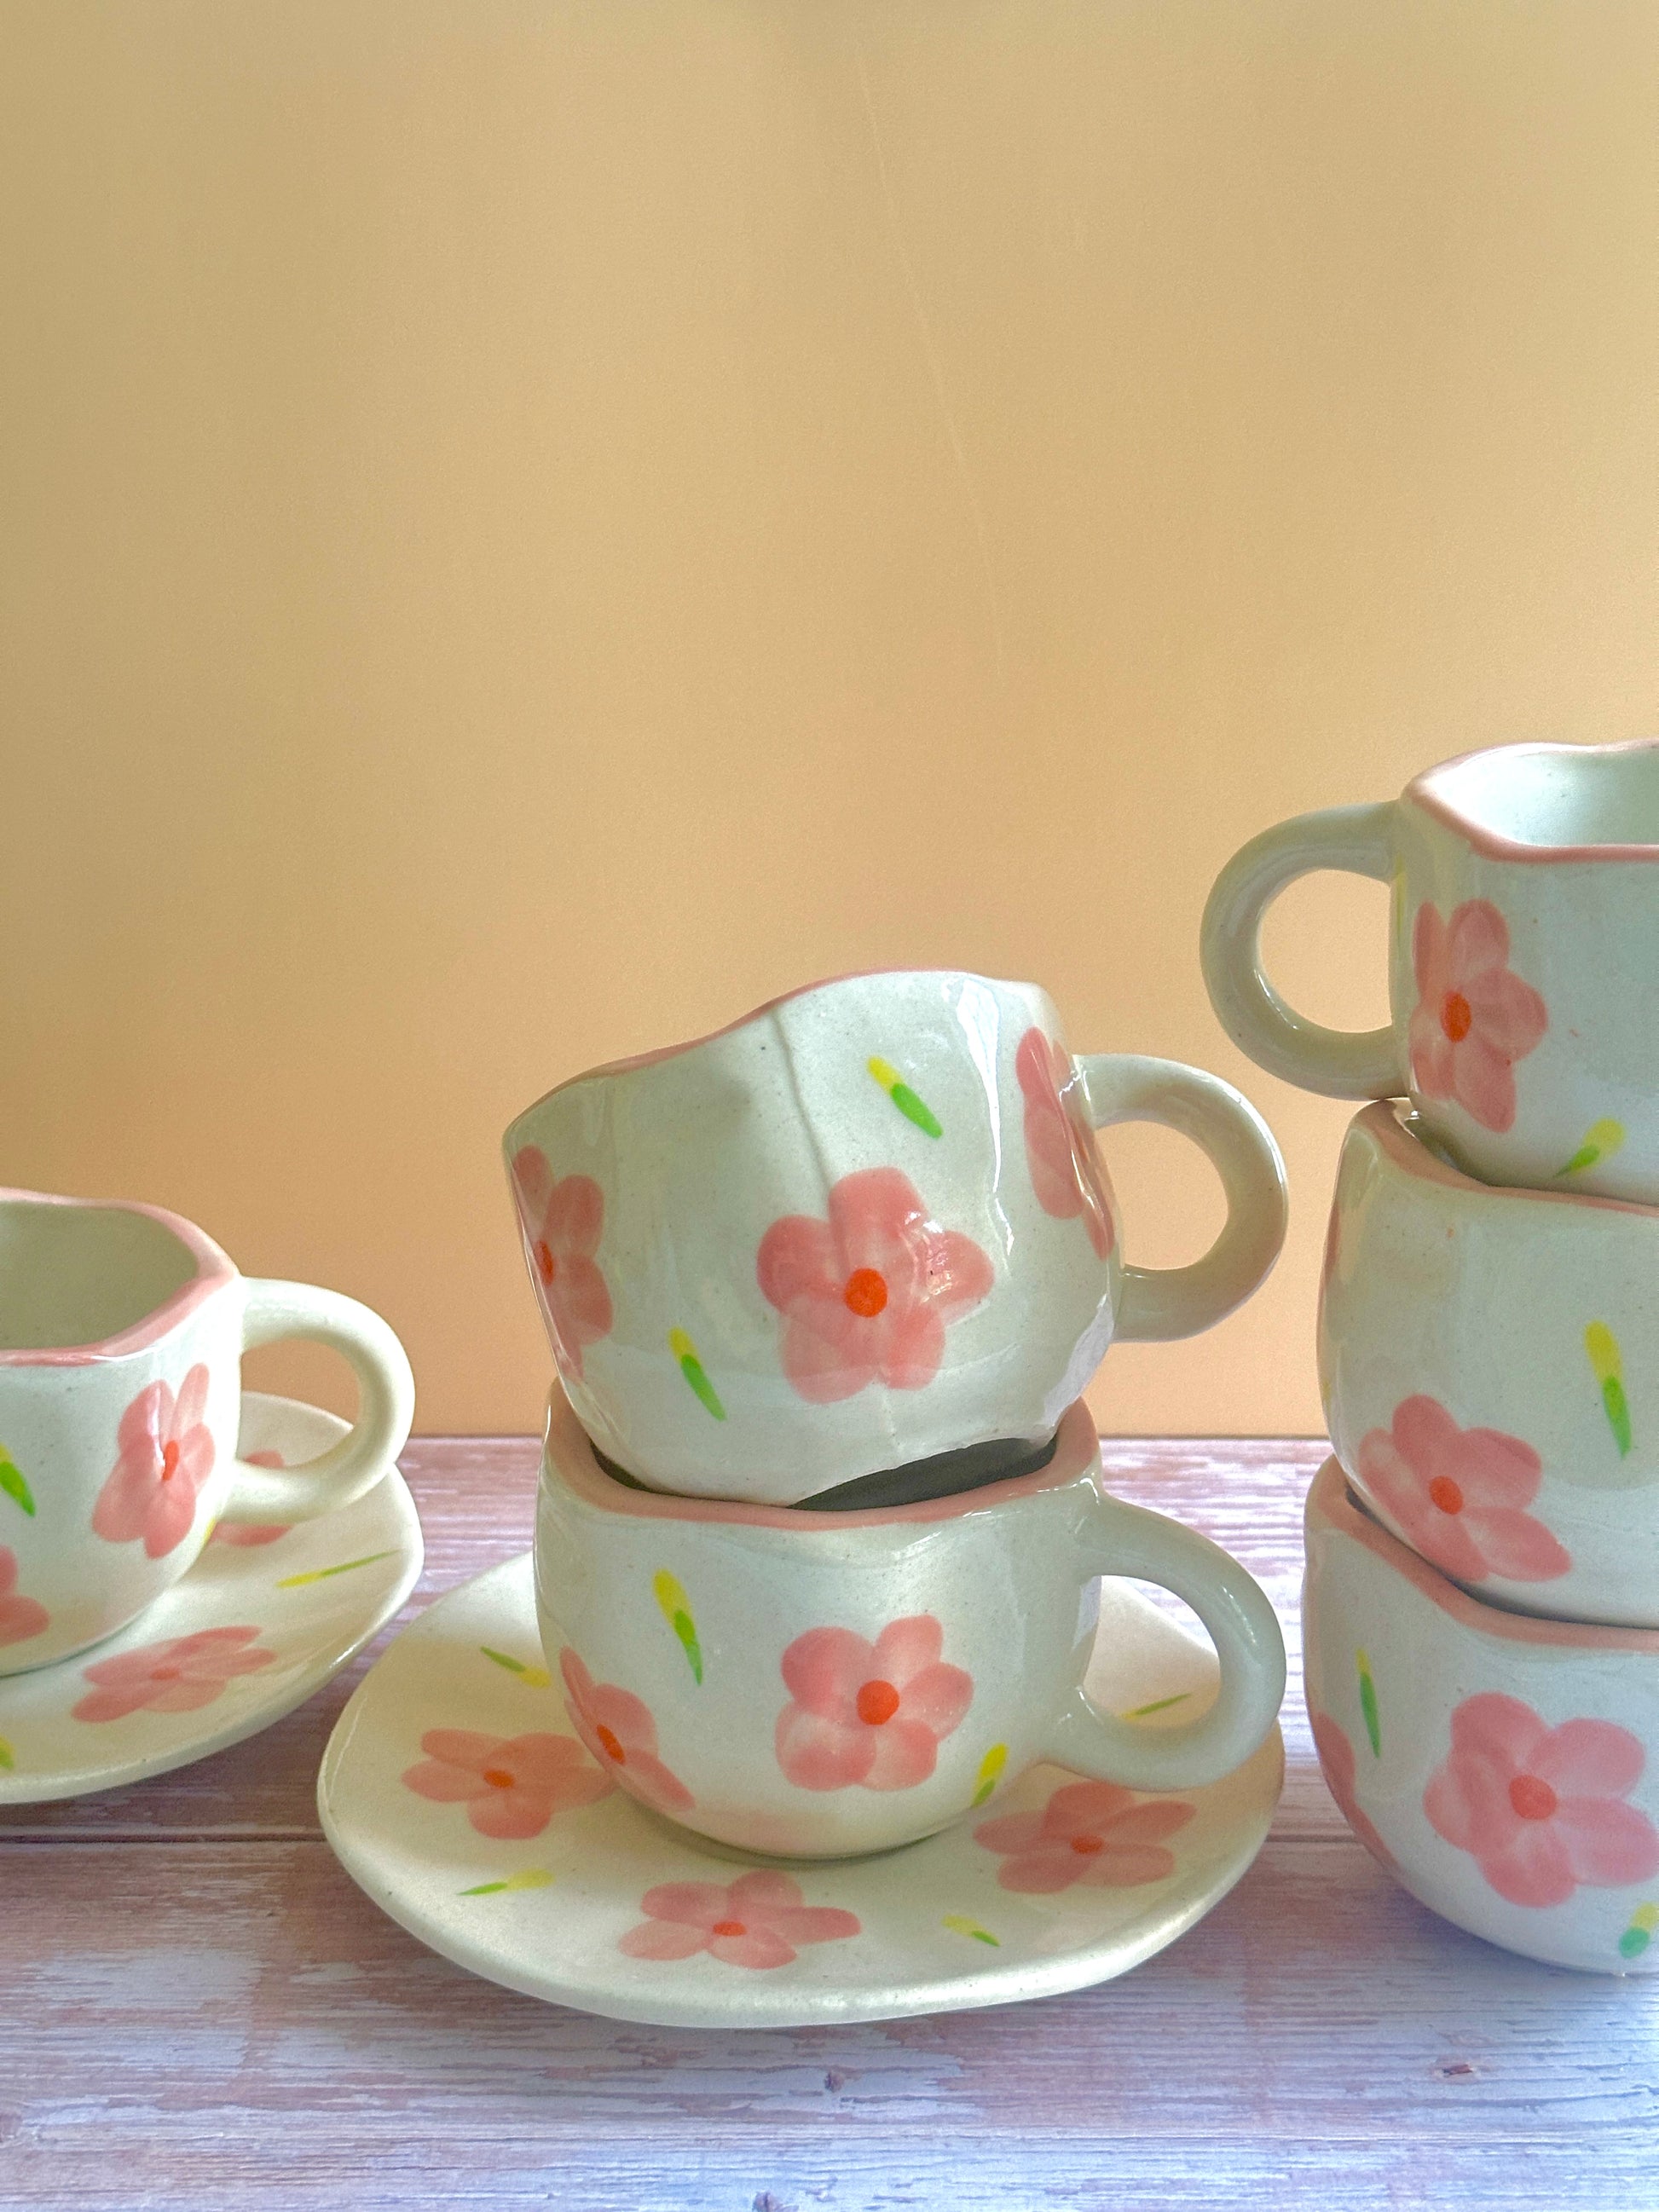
[1078,1054,1287,1343]
[1199,800,1405,1098]
[217,1279,416,1523]
[1037,1487,1286,1791]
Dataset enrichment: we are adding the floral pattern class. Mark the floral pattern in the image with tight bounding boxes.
[91,1366,217,1560]
[1356,1396,1569,1585]
[1407,899,1547,1135]
[974,1778,1194,1892]
[211,1447,290,1545]
[756,1168,994,1404]
[774,1614,973,1792]
[1015,1027,1114,1260]
[402,1728,610,1839]
[560,1649,695,1812]
[511,1146,613,1380]
[1309,1712,1396,1872]
[1425,1693,1659,1908]
[0,1547,48,1649]
[72,1625,275,1722]
[618,1869,860,1969]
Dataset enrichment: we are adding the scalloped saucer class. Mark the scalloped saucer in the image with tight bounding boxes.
[317,1555,1282,2027]
[0,1392,422,1804]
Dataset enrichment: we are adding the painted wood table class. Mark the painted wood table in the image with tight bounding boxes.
[3,1437,1652,2211]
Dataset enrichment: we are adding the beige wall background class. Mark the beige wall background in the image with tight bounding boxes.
[3,1,1656,1436]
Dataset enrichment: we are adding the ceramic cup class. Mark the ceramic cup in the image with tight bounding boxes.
[1320,1101,1659,1629]
[506,968,1287,1504]
[1201,737,1659,1203]
[0,1187,415,1673]
[1304,1458,1659,1975]
[534,1388,1286,1860]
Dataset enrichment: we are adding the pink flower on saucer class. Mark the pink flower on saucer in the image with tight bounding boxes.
[1356,1396,1569,1585]
[211,1447,290,1545]
[974,1777,1194,1892]
[1407,899,1546,1134]
[1015,1027,1114,1260]
[618,1869,859,1969]
[774,1614,973,1792]
[756,1168,994,1404]
[559,1649,694,1813]
[402,1728,610,1839]
[1425,1693,1659,1908]
[72,1626,275,1722]
[511,1146,613,1381]
[0,1547,49,1649]
[1309,1712,1396,1872]
[91,1365,216,1560]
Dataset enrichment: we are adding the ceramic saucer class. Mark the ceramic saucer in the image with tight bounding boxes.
[318,1556,1283,2027]
[0,1392,422,1804]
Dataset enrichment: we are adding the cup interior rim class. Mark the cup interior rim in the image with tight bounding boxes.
[1407,736,1659,863]
[1358,1100,1659,1222]
[0,1188,235,1366]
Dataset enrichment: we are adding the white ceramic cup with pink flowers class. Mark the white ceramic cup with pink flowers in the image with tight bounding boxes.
[1201,737,1659,1204]
[0,1188,415,1674]
[533,1387,1286,1860]
[505,968,1286,1505]
[1319,1101,1659,1629]
[1304,1458,1659,1974]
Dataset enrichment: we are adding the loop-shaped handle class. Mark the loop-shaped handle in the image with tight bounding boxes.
[1199,800,1404,1098]
[1039,1488,1286,1791]
[1078,1055,1287,1343]
[217,1279,415,1523]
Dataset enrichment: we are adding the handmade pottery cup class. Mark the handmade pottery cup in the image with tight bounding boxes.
[506,967,1287,1504]
[534,1388,1286,1860]
[1304,1458,1659,1975]
[0,1188,415,1673]
[1201,736,1659,1203]
[1320,1101,1659,1628]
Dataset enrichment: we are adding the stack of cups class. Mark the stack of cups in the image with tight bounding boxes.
[504,969,1290,1863]
[1204,736,1659,1973]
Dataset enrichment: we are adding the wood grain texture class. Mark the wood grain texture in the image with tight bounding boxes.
[3,1437,1652,2211]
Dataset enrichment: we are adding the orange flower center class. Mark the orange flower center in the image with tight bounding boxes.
[1442,990,1473,1042]
[856,1678,900,1725]
[535,1239,558,1285]
[481,1767,515,1789]
[1509,1773,1557,1822]
[711,1919,746,1938]
[1070,1833,1105,1855]
[843,1267,888,1318]
[595,1723,626,1764]
[1428,1476,1465,1516]
[160,1441,181,1481]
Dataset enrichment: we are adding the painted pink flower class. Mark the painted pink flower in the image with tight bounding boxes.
[1408,899,1546,1134]
[1357,1396,1569,1585]
[211,1447,290,1545]
[756,1168,995,1404]
[1425,1692,1659,1908]
[511,1146,613,1380]
[560,1648,695,1813]
[91,1365,217,1560]
[974,1777,1194,1891]
[1310,1712,1396,1872]
[1015,1027,1114,1260]
[774,1614,973,1792]
[0,1547,48,1649]
[618,1868,860,1969]
[402,1728,610,1839]
[72,1625,275,1722]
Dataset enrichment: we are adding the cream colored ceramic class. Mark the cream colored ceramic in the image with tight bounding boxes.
[532,1389,1285,1860]
[1304,1458,1659,1975]
[0,1189,415,1673]
[1202,736,1659,1203]
[0,1393,422,1804]
[505,967,1286,1504]
[318,1549,1282,2028]
[1320,1101,1659,1627]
